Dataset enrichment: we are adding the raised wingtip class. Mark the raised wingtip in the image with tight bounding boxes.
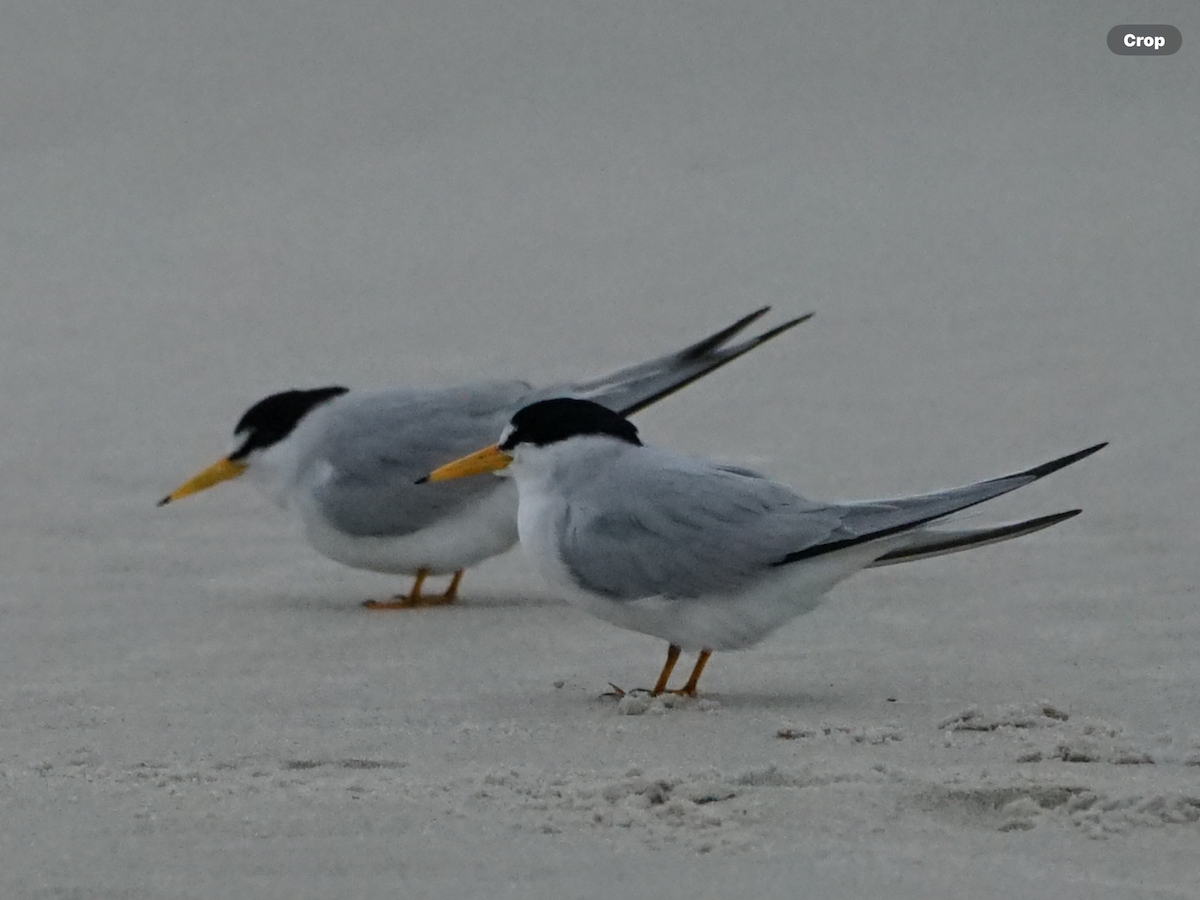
[1017,508,1082,529]
[1022,441,1108,481]
[755,311,814,341]
[614,310,812,416]
[711,310,814,360]
[679,307,773,360]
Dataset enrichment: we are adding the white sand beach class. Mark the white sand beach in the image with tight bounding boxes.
[2,2,1199,897]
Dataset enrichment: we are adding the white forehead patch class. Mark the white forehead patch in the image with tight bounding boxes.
[226,433,251,458]
[497,423,516,447]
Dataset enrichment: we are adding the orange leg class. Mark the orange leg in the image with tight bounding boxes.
[668,649,712,697]
[650,644,682,696]
[363,569,463,609]
[442,569,465,603]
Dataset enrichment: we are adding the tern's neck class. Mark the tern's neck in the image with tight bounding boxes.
[241,406,333,509]
[242,436,307,509]
[509,435,630,494]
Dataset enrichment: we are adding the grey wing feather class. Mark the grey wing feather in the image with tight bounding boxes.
[557,449,843,600]
[868,510,1082,567]
[776,442,1106,565]
[529,308,812,415]
[306,382,527,536]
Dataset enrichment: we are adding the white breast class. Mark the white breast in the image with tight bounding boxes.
[514,475,577,592]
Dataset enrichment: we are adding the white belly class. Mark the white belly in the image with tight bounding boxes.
[300,480,519,575]
[555,543,888,651]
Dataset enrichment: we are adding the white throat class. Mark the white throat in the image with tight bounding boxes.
[507,434,634,592]
[241,438,305,509]
[507,434,629,494]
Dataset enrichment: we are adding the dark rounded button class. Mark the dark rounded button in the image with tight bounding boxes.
[1107,25,1182,55]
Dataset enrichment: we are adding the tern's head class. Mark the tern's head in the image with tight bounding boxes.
[501,398,642,451]
[158,386,348,505]
[422,398,641,483]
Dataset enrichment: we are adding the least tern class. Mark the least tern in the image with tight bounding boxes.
[424,398,1105,695]
[159,308,809,607]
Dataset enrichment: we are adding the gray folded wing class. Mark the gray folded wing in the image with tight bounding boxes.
[556,450,848,600]
[306,382,527,537]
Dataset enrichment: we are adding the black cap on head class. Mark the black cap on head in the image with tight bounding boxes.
[229,386,349,460]
[501,398,642,450]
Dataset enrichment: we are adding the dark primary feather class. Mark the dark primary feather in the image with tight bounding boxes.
[774,442,1107,565]
[532,309,812,416]
[868,509,1082,567]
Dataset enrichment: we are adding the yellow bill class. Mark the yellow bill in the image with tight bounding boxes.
[421,445,512,483]
[158,457,248,505]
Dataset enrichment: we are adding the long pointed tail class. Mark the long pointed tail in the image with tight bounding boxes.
[543,307,812,416]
